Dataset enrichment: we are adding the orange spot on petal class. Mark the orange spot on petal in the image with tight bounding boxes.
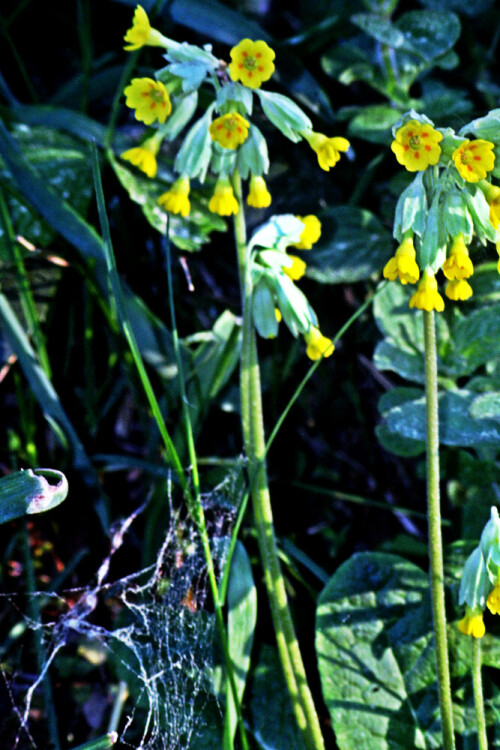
[414,152,420,159]
[425,145,431,151]
[473,156,482,161]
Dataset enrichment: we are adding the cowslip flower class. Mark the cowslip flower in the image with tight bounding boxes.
[487,584,500,615]
[247,175,271,208]
[304,327,334,361]
[283,255,306,281]
[303,131,350,171]
[452,139,495,183]
[121,135,162,178]
[124,78,172,125]
[383,236,420,285]
[445,279,473,301]
[291,215,321,250]
[123,5,167,50]
[458,608,486,639]
[409,268,445,312]
[442,234,473,280]
[391,120,443,172]
[209,178,239,216]
[229,39,275,89]
[480,181,500,229]
[158,176,190,217]
[209,112,249,150]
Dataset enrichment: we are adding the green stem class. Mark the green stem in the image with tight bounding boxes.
[164,227,249,750]
[232,170,325,750]
[423,309,455,750]
[472,638,488,750]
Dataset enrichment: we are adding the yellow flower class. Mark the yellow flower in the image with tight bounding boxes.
[121,135,161,178]
[124,78,172,125]
[209,178,239,216]
[209,112,250,150]
[123,5,167,50]
[445,279,473,301]
[283,255,307,281]
[487,584,500,615]
[383,237,420,285]
[480,182,500,229]
[304,326,334,361]
[458,608,485,638]
[391,120,443,172]
[158,176,190,217]
[229,39,275,89]
[247,175,271,208]
[291,215,322,250]
[303,131,350,171]
[274,307,282,323]
[409,268,445,312]
[452,139,495,183]
[442,234,473,280]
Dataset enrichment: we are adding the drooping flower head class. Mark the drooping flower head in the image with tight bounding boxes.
[283,255,307,281]
[124,78,172,125]
[291,215,322,250]
[458,608,486,639]
[209,177,239,216]
[123,5,167,50]
[383,236,420,285]
[442,234,473,280]
[409,268,445,312]
[453,139,495,183]
[480,181,500,229]
[247,175,272,208]
[303,132,350,172]
[445,279,473,301]
[121,134,162,178]
[304,327,334,361]
[229,39,275,89]
[209,112,250,150]
[391,120,443,172]
[158,176,191,217]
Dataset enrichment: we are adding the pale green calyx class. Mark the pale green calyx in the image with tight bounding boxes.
[480,506,500,579]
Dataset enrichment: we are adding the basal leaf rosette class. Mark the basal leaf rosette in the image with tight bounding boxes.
[391,119,443,172]
[229,39,275,90]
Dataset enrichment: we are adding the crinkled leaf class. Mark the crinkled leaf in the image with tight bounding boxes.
[395,11,461,61]
[347,105,403,145]
[305,206,393,284]
[316,551,500,750]
[383,390,500,447]
[350,14,405,48]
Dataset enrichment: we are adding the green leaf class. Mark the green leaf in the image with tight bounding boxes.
[305,206,393,284]
[463,108,500,143]
[350,14,405,48]
[393,172,428,241]
[395,11,461,61]
[469,392,500,421]
[249,645,307,750]
[225,543,257,747]
[373,339,425,384]
[347,105,403,145]
[249,214,304,252]
[0,468,68,524]
[316,551,500,750]
[453,304,500,375]
[383,390,500,447]
[159,91,199,141]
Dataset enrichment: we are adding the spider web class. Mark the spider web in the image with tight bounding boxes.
[3,481,237,750]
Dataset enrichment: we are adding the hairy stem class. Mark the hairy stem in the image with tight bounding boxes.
[472,638,488,750]
[232,170,325,750]
[423,309,455,750]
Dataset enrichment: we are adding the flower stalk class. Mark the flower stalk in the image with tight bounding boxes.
[423,309,455,750]
[472,638,488,750]
[232,170,325,750]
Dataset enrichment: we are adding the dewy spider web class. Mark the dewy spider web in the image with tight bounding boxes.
[5,480,237,750]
